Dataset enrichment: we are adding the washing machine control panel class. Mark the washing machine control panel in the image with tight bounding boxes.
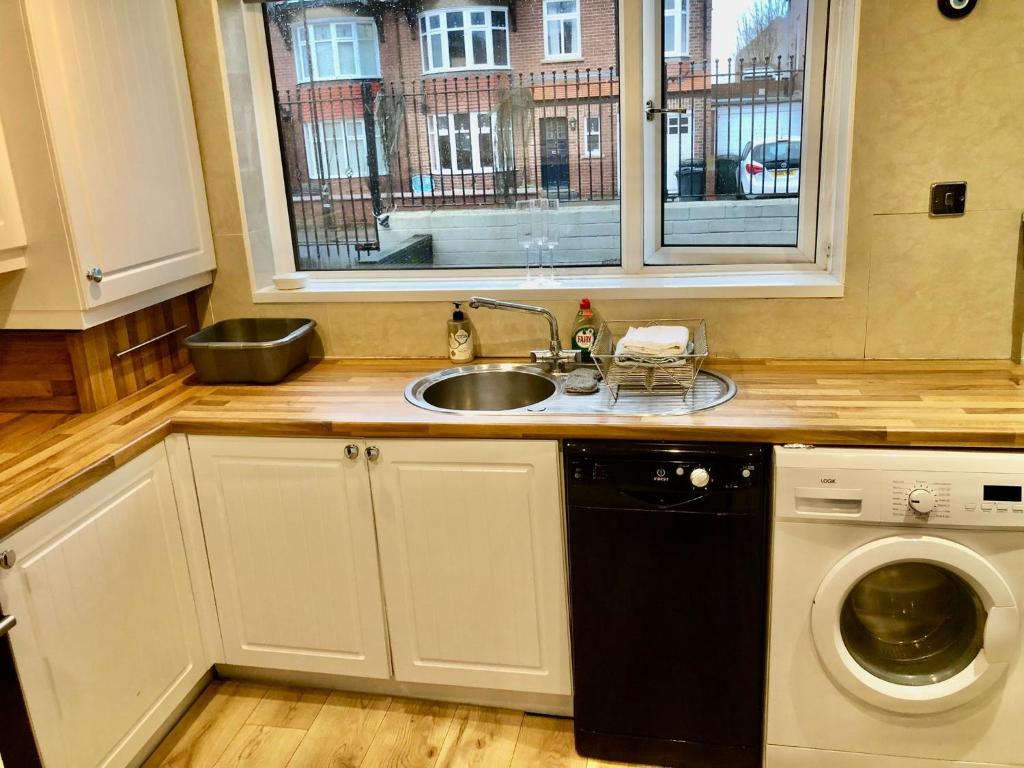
[774,446,1024,529]
[888,480,951,520]
[880,473,1024,527]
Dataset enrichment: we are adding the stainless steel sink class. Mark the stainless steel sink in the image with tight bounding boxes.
[405,363,737,415]
[406,364,559,413]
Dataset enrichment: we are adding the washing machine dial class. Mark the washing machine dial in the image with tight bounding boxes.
[690,467,711,489]
[907,488,936,517]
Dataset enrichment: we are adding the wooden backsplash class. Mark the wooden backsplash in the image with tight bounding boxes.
[0,293,200,413]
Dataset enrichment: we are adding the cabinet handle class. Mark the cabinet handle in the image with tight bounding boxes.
[0,615,15,638]
[365,446,380,461]
[344,444,360,460]
[0,550,14,569]
[85,267,104,283]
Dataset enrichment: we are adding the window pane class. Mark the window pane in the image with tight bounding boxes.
[658,0,809,253]
[338,41,356,75]
[492,29,508,66]
[471,30,488,65]
[430,34,443,68]
[664,18,675,53]
[547,20,561,55]
[563,20,576,54]
[315,41,334,77]
[264,0,620,272]
[448,29,466,68]
[359,39,378,76]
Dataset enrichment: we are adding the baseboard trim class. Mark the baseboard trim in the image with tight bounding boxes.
[215,663,574,717]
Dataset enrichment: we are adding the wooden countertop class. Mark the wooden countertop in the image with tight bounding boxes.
[3,357,1024,539]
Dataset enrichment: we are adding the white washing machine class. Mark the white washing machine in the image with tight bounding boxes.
[768,446,1024,768]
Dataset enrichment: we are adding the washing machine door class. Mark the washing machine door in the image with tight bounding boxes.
[811,535,1020,714]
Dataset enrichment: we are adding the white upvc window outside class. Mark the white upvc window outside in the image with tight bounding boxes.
[427,112,500,174]
[663,0,689,57]
[544,0,581,60]
[419,8,510,74]
[584,115,601,157]
[302,119,387,179]
[244,0,859,300]
[293,19,381,82]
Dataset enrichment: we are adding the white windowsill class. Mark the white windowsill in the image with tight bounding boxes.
[253,270,844,303]
[543,56,585,64]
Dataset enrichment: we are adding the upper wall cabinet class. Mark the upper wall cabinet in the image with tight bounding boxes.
[0,0,215,329]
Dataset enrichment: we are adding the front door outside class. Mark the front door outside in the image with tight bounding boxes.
[540,117,570,193]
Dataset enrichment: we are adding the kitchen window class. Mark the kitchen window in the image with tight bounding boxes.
[292,19,380,82]
[302,120,386,179]
[247,0,855,296]
[428,113,500,174]
[663,0,689,58]
[419,8,510,74]
[545,0,581,60]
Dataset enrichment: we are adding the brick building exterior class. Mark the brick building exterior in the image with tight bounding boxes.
[264,0,710,238]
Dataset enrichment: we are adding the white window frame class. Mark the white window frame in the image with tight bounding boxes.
[419,7,511,74]
[302,119,387,180]
[240,0,859,301]
[427,112,500,174]
[292,18,381,83]
[663,0,689,58]
[544,0,582,61]
[584,115,601,158]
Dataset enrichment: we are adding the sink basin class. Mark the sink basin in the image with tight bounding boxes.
[406,364,559,413]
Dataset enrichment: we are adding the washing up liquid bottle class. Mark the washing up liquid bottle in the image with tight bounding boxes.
[447,302,475,363]
[571,298,601,364]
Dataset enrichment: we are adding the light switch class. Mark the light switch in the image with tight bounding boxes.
[929,181,966,217]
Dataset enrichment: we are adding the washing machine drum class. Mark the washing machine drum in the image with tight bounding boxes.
[811,535,1020,714]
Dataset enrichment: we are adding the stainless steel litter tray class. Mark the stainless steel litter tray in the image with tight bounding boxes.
[185,318,315,384]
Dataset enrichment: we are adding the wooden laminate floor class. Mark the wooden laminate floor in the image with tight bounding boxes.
[145,681,643,768]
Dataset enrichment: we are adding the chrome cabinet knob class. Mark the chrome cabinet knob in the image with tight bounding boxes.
[365,446,380,461]
[0,550,15,569]
[344,444,360,460]
[85,267,104,283]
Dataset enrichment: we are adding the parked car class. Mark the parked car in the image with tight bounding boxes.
[738,137,801,197]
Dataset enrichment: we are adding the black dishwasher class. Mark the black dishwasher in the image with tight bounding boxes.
[565,441,770,768]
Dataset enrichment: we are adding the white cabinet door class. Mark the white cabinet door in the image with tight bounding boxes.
[0,445,206,768]
[189,436,391,679]
[369,439,571,695]
[23,0,214,307]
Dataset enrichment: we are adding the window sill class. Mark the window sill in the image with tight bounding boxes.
[253,270,844,303]
[542,56,585,64]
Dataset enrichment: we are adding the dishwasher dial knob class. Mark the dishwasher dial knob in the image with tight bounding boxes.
[908,488,936,517]
[690,468,711,489]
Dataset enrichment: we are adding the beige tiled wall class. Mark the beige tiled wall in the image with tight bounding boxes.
[178,0,1024,360]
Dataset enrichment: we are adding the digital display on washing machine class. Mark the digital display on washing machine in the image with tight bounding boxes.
[983,484,1022,502]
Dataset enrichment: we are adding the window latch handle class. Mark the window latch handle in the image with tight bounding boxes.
[645,100,689,122]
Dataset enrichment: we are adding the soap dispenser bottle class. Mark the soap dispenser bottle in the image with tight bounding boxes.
[447,302,475,363]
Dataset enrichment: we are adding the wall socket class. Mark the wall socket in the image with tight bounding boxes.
[930,182,967,217]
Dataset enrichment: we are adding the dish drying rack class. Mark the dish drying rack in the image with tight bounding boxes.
[591,319,708,405]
